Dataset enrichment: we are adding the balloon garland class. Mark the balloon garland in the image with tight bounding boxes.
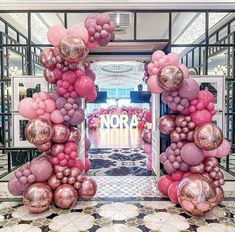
[147,50,231,216]
[8,13,114,213]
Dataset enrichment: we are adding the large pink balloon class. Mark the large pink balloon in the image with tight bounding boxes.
[147,75,164,94]
[167,52,180,66]
[197,90,215,107]
[47,25,67,46]
[157,174,173,196]
[51,110,64,124]
[178,63,189,79]
[191,109,212,126]
[30,156,53,182]
[216,139,231,158]
[181,143,204,166]
[67,23,89,44]
[178,79,199,101]
[18,98,37,119]
[74,76,95,98]
[8,175,30,196]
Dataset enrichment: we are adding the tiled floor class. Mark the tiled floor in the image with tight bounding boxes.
[0,176,235,232]
[89,148,151,176]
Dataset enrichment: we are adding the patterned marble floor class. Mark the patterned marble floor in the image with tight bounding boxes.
[88,148,151,176]
[0,176,235,231]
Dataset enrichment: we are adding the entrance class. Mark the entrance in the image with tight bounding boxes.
[85,60,156,176]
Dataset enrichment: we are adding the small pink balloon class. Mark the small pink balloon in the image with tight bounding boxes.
[67,23,89,44]
[85,158,91,172]
[152,50,165,62]
[86,40,98,50]
[44,99,56,113]
[8,176,30,196]
[146,161,152,171]
[47,25,67,46]
[147,75,164,94]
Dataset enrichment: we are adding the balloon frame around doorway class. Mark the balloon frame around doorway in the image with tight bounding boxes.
[8,13,114,212]
[146,50,231,216]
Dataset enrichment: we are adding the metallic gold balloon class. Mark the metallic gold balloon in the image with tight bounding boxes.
[178,174,218,216]
[25,118,54,145]
[23,183,53,213]
[54,184,78,209]
[158,65,184,91]
[194,123,223,151]
[59,35,88,63]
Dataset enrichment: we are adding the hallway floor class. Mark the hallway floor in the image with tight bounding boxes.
[0,176,235,232]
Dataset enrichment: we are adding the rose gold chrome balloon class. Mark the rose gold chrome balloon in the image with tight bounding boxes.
[40,48,55,69]
[59,35,88,63]
[178,174,218,216]
[78,177,97,200]
[68,127,81,143]
[54,184,78,209]
[48,175,61,190]
[52,124,70,143]
[23,183,53,213]
[25,118,54,145]
[158,65,184,91]
[194,123,223,151]
[158,115,176,135]
[215,186,224,204]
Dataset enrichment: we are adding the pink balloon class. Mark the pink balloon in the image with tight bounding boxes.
[51,110,64,124]
[30,156,53,182]
[18,98,37,119]
[178,63,189,79]
[172,170,184,181]
[44,99,56,113]
[76,159,85,172]
[146,161,152,171]
[147,75,164,94]
[216,139,231,158]
[47,25,67,46]
[152,50,165,62]
[197,90,215,107]
[191,109,212,126]
[85,158,91,172]
[67,23,89,44]
[167,52,180,66]
[8,176,30,196]
[86,40,98,50]
[203,149,218,157]
[86,89,97,102]
[74,75,95,98]
[181,143,204,166]
[144,143,152,155]
[157,174,173,196]
[168,181,180,204]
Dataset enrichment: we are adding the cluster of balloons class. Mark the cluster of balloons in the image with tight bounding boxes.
[87,106,147,129]
[9,14,114,213]
[85,13,115,48]
[142,109,153,171]
[147,51,189,94]
[146,50,231,216]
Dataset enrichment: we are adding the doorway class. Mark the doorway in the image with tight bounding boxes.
[86,61,153,176]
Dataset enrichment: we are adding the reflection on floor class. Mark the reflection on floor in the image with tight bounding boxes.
[87,128,143,149]
[89,148,151,176]
[0,176,235,232]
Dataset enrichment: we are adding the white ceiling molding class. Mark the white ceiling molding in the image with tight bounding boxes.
[1,0,235,10]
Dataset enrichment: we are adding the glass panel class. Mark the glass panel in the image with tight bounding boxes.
[0,20,5,33]
[136,13,169,39]
[67,13,91,27]
[218,26,228,41]
[230,19,235,33]
[172,13,205,44]
[0,13,28,42]
[31,13,64,44]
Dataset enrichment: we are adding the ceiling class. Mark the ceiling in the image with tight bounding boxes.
[1,0,235,10]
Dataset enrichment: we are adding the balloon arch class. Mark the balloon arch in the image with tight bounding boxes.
[8,13,231,216]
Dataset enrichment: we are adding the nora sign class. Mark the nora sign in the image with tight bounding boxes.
[100,114,138,129]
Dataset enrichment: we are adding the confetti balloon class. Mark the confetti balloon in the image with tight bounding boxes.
[178,174,218,216]
[59,35,88,63]
[194,123,223,151]
[23,183,53,213]
[25,118,54,145]
[157,65,184,91]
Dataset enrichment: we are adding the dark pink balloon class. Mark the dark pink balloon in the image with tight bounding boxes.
[8,175,30,196]
[85,138,91,151]
[51,144,65,157]
[178,79,199,101]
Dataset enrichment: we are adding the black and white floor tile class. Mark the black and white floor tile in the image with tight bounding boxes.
[88,148,151,176]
